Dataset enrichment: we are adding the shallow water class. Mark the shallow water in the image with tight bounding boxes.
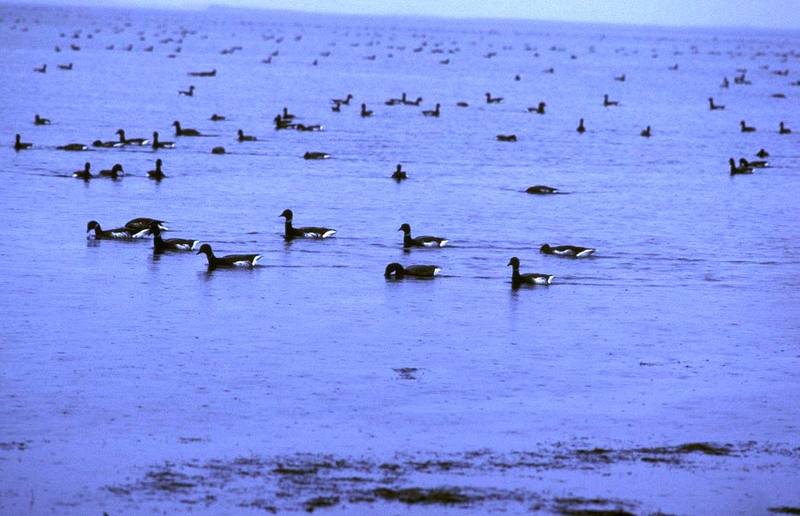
[1,4,799,514]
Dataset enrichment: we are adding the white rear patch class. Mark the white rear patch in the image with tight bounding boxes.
[321,230,336,238]
[432,267,441,276]
[577,249,595,258]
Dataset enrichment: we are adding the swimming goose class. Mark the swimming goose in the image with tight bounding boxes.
[526,185,558,194]
[196,244,261,269]
[33,64,46,73]
[614,74,626,82]
[99,163,124,178]
[360,103,373,117]
[296,124,323,132]
[603,94,619,107]
[332,94,353,105]
[92,139,123,148]
[178,85,195,96]
[422,103,440,117]
[739,158,768,168]
[392,164,407,180]
[385,93,406,106]
[540,243,595,258]
[34,114,51,125]
[485,92,503,104]
[543,67,555,74]
[640,126,652,138]
[708,97,725,110]
[399,223,448,248]
[237,129,256,141]
[740,120,756,132]
[172,121,201,136]
[210,113,226,121]
[188,69,215,77]
[577,118,586,133]
[303,151,329,160]
[279,209,336,239]
[384,263,440,279]
[507,257,553,287]
[496,134,517,142]
[402,97,423,106]
[456,101,469,107]
[57,143,88,151]
[211,146,226,154]
[147,159,165,180]
[527,102,545,114]
[779,122,792,134]
[151,132,175,149]
[73,162,92,180]
[149,222,197,253]
[756,148,769,158]
[14,134,32,150]
[126,218,166,233]
[87,221,141,240]
[274,115,296,130]
[116,129,149,146]
[58,62,73,70]
[729,158,753,175]
[721,77,729,88]
[331,101,342,112]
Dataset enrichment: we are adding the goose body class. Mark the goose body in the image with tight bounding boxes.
[178,85,195,96]
[173,121,201,136]
[360,103,373,117]
[739,158,767,168]
[332,94,352,105]
[149,222,198,253]
[116,129,149,146]
[280,209,336,239]
[640,126,652,138]
[384,263,440,279]
[422,103,440,117]
[526,185,558,194]
[392,164,407,180]
[34,114,51,125]
[496,134,517,142]
[304,151,329,160]
[540,243,595,258]
[399,223,448,248]
[211,146,226,155]
[151,132,175,149]
[708,97,725,110]
[508,257,553,287]
[729,158,753,175]
[73,162,92,180]
[740,120,756,133]
[402,97,422,106]
[188,69,215,77]
[99,163,124,178]
[756,148,769,158]
[210,113,226,121]
[57,143,88,151]
[779,122,792,134]
[237,129,256,141]
[92,139,123,148]
[295,124,323,132]
[14,134,32,150]
[196,244,261,269]
[603,94,619,107]
[527,102,545,114]
[147,159,165,180]
[126,218,167,233]
[485,92,503,104]
[86,220,141,240]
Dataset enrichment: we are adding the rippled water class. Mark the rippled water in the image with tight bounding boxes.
[1,4,799,514]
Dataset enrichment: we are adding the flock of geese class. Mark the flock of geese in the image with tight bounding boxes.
[8,8,797,287]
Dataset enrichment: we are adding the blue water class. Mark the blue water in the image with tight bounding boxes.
[1,4,799,514]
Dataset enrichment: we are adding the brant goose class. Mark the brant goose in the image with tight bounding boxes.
[116,129,148,146]
[729,158,753,175]
[210,113,226,121]
[640,126,652,137]
[392,164,407,180]
[178,85,195,96]
[527,102,545,114]
[296,124,323,132]
[14,134,32,150]
[304,151,329,160]
[614,74,626,82]
[87,220,142,240]
[237,129,256,141]
[57,143,88,151]
[151,132,175,149]
[99,163,124,178]
[540,243,595,258]
[279,209,336,239]
[331,101,342,112]
[740,121,756,132]
[399,223,448,248]
[196,244,261,269]
[577,118,586,133]
[188,69,215,77]
[485,92,503,104]
[708,97,725,110]
[507,257,553,287]
[402,97,423,106]
[526,185,558,194]
[456,101,469,107]
[149,222,198,253]
[779,122,792,134]
[211,146,226,154]
[73,162,92,180]
[721,77,729,88]
[756,148,769,158]
[384,263,440,279]
[422,103,440,117]
[58,62,73,70]
[496,134,517,142]
[126,218,166,232]
[332,94,353,105]
[603,94,619,107]
[360,103,373,117]
[92,139,122,148]
[172,121,201,136]
[33,64,47,73]
[147,159,165,180]
[739,158,768,168]
[34,114,51,125]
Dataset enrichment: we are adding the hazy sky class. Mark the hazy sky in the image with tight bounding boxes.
[19,0,800,30]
